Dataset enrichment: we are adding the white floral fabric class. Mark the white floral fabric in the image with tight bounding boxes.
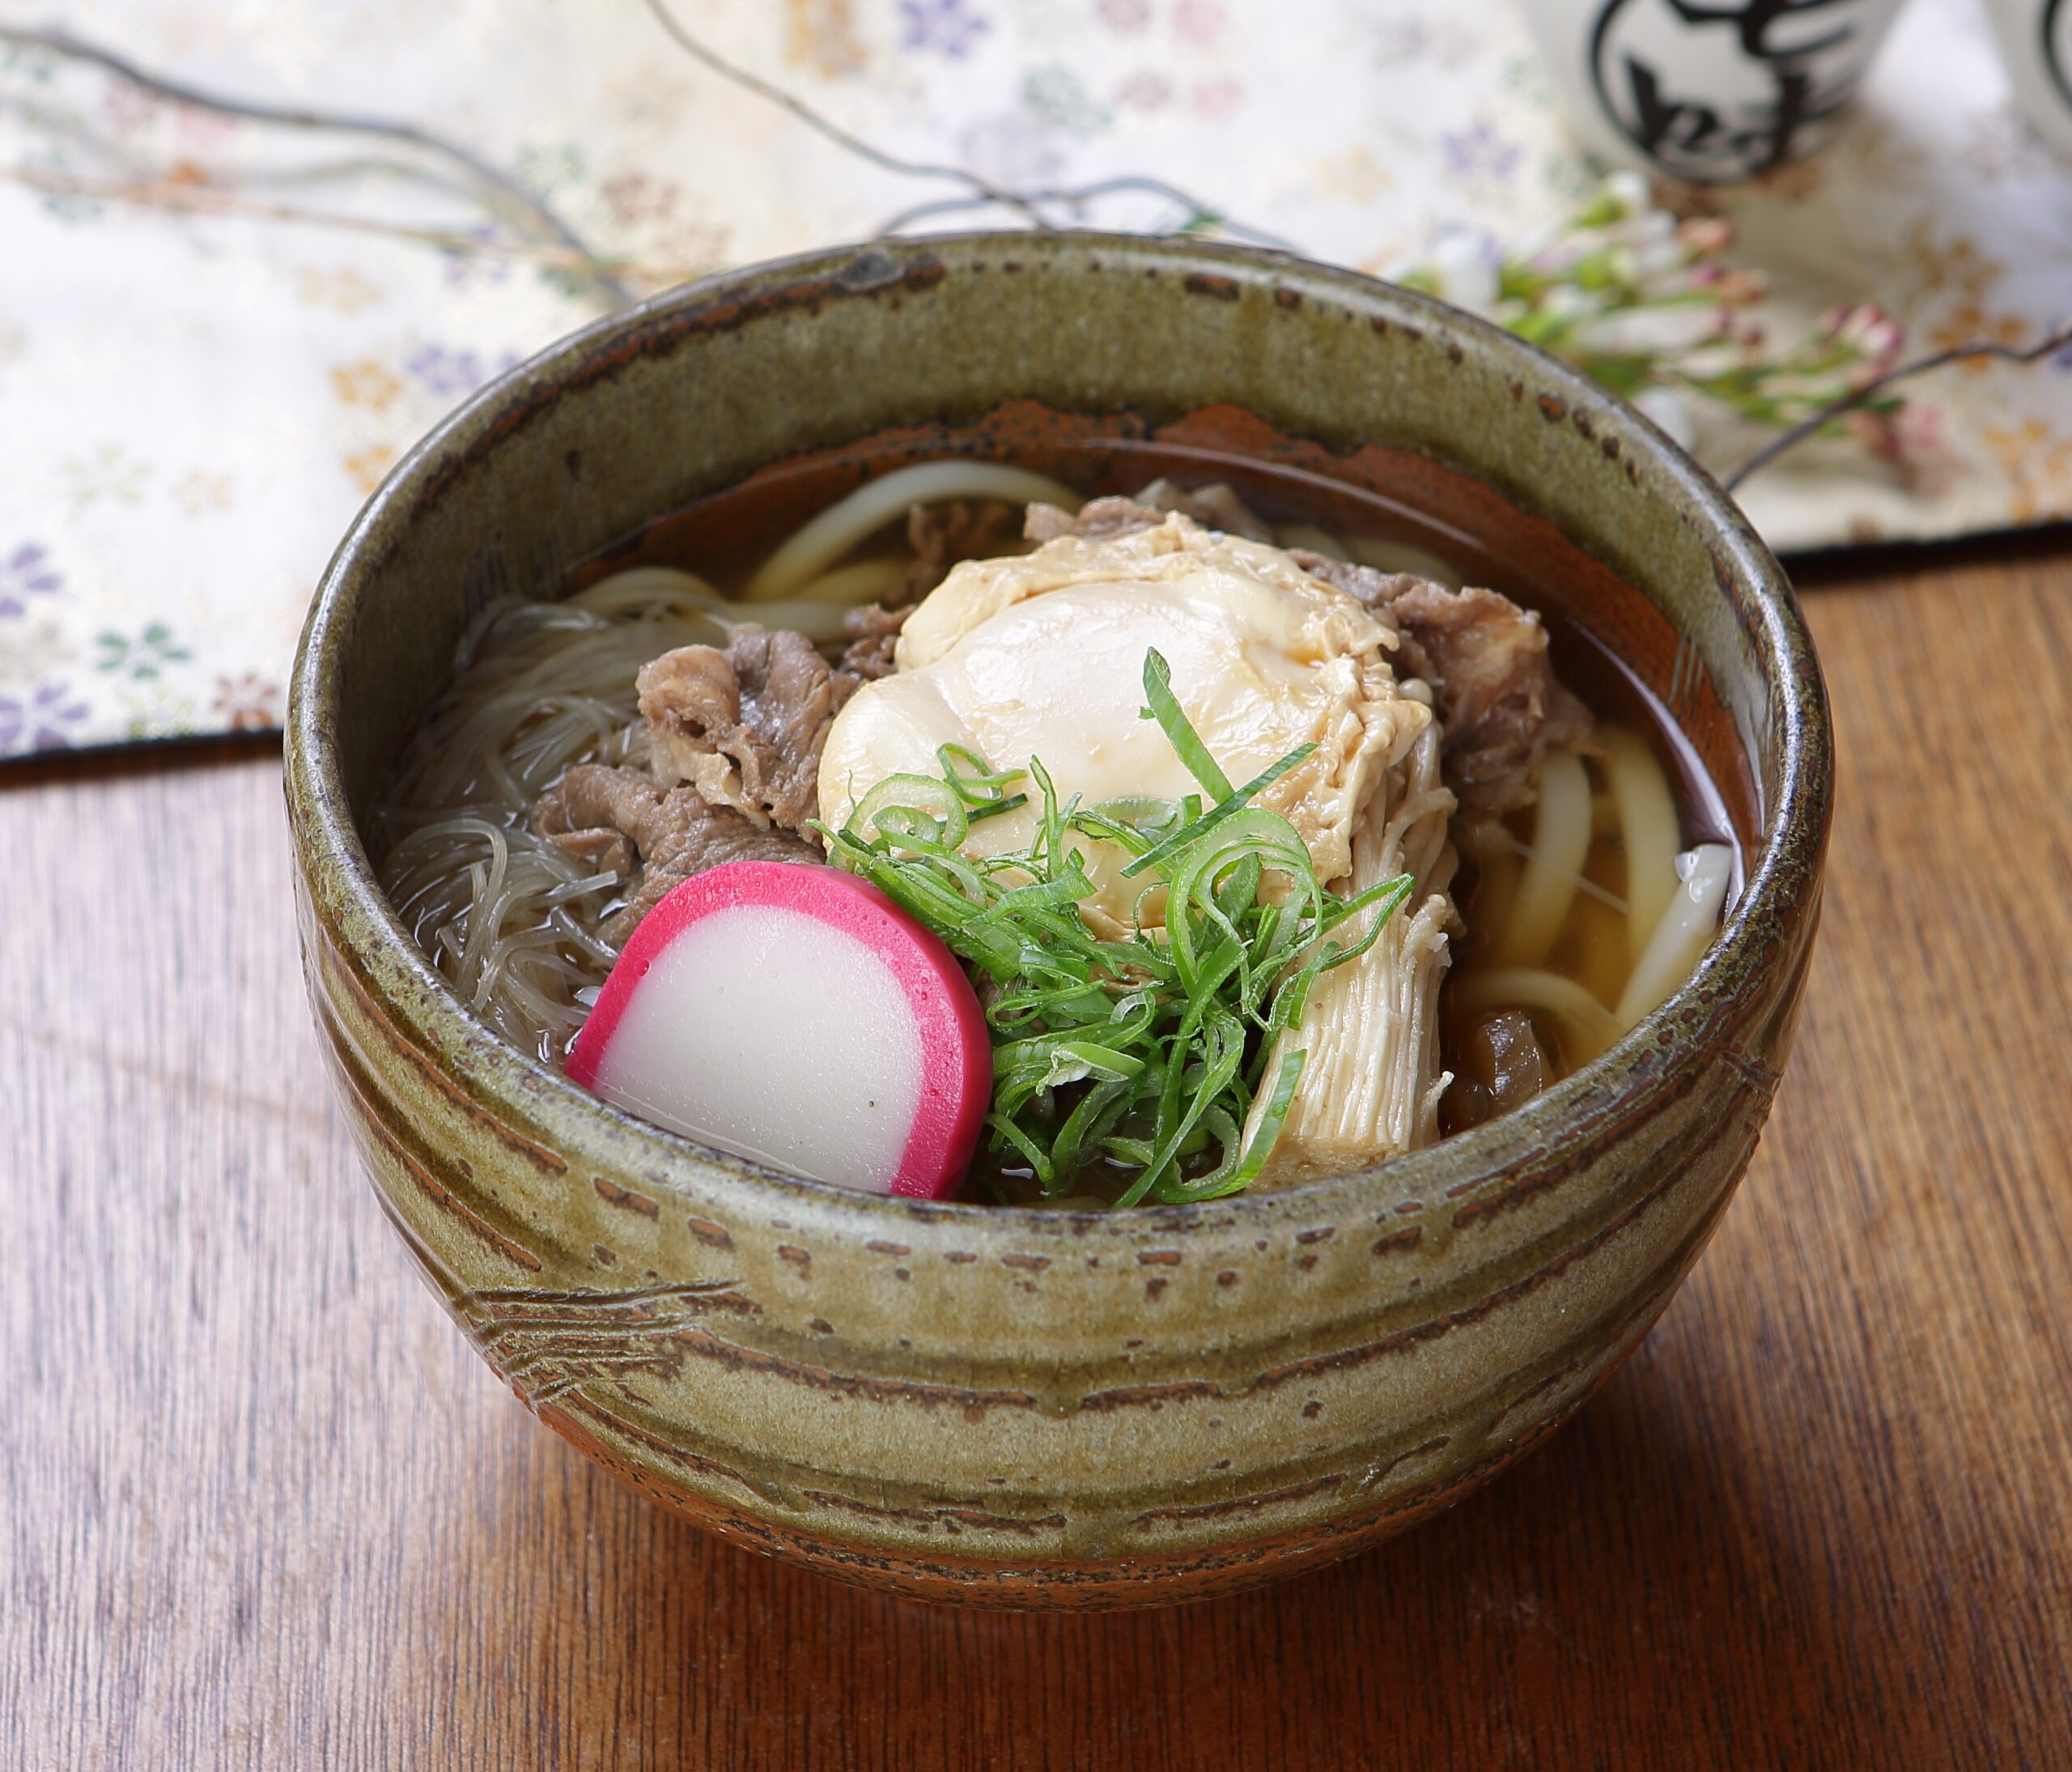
[1,0,2066,755]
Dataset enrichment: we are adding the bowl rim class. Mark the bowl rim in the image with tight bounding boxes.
[287,228,1832,1234]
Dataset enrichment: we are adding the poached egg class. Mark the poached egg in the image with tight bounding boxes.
[817,513,1432,931]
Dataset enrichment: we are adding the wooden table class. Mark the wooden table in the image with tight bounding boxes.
[6,539,2070,1770]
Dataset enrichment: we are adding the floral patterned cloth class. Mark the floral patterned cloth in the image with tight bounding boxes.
[2,0,2067,756]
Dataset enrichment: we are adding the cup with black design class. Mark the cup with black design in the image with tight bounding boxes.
[1515,0,1911,183]
[1982,0,2072,155]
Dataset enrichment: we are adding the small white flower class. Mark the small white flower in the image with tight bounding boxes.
[1633,385,1696,452]
[1632,209,1676,249]
[1633,236,1684,278]
[1603,169,1650,219]
[1628,210,1681,277]
[1424,229,1498,315]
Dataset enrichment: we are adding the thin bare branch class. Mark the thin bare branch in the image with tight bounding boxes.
[1725,321,2072,491]
[636,0,1049,229]
[0,21,634,307]
[876,176,1298,251]
[635,0,1291,250]
[4,7,1294,299]
[0,164,724,286]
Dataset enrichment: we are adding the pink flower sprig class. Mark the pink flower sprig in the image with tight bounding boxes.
[1402,174,1909,461]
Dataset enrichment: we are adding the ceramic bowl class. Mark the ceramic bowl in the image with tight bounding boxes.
[286,232,1831,1610]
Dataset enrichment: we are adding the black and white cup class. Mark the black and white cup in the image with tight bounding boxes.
[1981,0,2072,155]
[1516,0,1911,183]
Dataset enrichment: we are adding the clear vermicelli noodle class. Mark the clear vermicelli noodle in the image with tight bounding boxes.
[376,461,1739,1199]
[378,575,732,1061]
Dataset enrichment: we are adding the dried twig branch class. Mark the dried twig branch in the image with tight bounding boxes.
[0,163,722,284]
[637,0,1292,249]
[0,20,635,306]
[875,175,1297,249]
[638,0,1048,229]
[1725,321,2072,491]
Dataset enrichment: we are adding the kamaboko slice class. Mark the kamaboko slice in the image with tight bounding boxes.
[567,861,989,1198]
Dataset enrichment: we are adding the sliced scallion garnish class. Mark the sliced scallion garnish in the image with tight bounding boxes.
[811,648,1412,1205]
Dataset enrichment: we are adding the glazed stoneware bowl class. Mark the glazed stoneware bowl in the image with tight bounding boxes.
[286,233,1830,1610]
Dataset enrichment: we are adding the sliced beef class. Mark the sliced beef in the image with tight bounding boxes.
[1139,478,1275,542]
[1023,479,1276,546]
[1025,495,1162,543]
[838,600,911,680]
[535,620,860,946]
[1385,581,1591,813]
[898,499,1023,605]
[1441,1007,1552,1134]
[533,763,822,943]
[543,824,635,878]
[636,625,860,831]
[532,621,866,948]
[1290,552,1591,814]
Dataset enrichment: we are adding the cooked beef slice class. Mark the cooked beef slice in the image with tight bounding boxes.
[541,824,635,878]
[898,499,1023,604]
[1025,495,1165,543]
[1290,552,1591,814]
[636,625,860,831]
[532,614,876,947]
[838,600,911,680]
[1022,479,1275,546]
[533,763,822,943]
[1138,478,1276,542]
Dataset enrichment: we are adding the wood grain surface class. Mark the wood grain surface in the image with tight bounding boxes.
[5,545,2070,1770]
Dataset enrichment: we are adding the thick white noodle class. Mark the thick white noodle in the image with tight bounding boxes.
[792,557,908,607]
[567,567,725,616]
[1599,725,1681,967]
[1345,536,1463,588]
[744,461,1082,602]
[1455,968,1622,1062]
[1496,748,1591,968]
[1275,522,1349,559]
[1467,819,1627,913]
[1616,844,1732,1029]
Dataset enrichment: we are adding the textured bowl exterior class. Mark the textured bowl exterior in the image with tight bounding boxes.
[286,235,1831,1609]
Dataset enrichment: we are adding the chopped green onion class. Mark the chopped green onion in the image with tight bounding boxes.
[850,773,969,850]
[822,652,1413,1206]
[1140,647,1233,800]
[1117,744,1318,880]
[937,742,1027,807]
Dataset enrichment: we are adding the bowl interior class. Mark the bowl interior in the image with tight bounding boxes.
[294,230,1826,1227]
